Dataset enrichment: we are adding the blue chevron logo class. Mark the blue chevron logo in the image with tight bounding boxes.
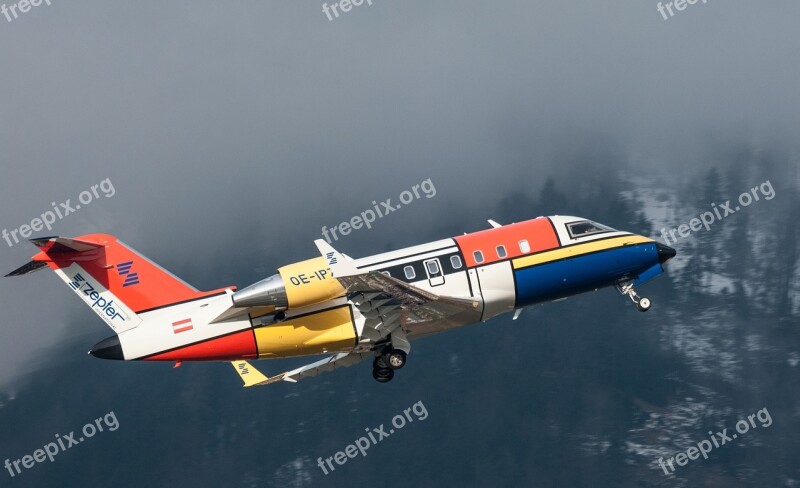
[117,261,139,287]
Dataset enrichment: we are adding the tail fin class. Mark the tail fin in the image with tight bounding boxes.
[6,234,231,333]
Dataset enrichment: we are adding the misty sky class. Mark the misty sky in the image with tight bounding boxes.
[1,0,798,387]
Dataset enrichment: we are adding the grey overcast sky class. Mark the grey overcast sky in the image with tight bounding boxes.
[1,0,798,387]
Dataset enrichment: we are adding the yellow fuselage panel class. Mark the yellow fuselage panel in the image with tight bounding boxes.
[278,256,346,309]
[255,306,357,358]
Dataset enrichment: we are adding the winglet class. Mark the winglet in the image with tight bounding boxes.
[231,360,270,387]
[314,239,360,278]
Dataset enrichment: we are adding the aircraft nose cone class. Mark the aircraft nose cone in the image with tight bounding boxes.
[90,335,124,360]
[656,242,677,264]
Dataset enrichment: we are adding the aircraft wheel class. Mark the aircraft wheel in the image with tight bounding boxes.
[372,367,394,383]
[637,297,652,312]
[383,349,407,370]
[373,356,389,370]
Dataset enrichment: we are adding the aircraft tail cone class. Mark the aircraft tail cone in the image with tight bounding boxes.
[90,335,124,360]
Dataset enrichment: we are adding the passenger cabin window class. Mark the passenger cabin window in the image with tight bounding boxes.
[567,220,615,239]
[473,250,484,264]
[381,271,391,277]
[425,260,440,275]
[518,239,531,253]
[496,245,507,258]
[450,255,463,269]
[403,266,416,280]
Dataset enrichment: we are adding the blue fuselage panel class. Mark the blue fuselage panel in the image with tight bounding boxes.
[514,243,661,307]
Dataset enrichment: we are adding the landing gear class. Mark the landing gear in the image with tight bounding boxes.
[372,367,394,383]
[617,282,652,312]
[371,330,411,383]
[382,349,407,370]
[372,354,394,383]
[371,349,406,383]
[373,356,389,370]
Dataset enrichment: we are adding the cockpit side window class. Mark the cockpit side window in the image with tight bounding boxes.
[567,220,615,239]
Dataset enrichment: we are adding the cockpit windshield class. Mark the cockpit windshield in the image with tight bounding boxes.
[566,220,616,238]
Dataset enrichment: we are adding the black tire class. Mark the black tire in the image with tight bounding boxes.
[383,349,407,370]
[373,356,389,370]
[372,368,394,383]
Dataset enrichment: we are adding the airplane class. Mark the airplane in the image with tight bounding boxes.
[6,215,675,386]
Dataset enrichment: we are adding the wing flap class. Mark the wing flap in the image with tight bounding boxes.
[281,352,372,383]
[339,271,480,325]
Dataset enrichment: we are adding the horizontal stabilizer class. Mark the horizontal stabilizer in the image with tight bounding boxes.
[5,237,106,277]
[5,260,48,277]
[30,236,105,254]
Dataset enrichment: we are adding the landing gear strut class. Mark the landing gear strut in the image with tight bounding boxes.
[617,282,652,312]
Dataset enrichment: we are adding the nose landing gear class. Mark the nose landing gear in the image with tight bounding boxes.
[617,282,652,312]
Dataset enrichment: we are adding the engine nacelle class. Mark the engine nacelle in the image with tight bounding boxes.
[231,256,345,310]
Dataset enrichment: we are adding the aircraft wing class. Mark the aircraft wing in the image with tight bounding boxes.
[231,352,372,387]
[229,241,481,388]
[314,239,480,336]
[227,266,477,387]
[344,270,479,325]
